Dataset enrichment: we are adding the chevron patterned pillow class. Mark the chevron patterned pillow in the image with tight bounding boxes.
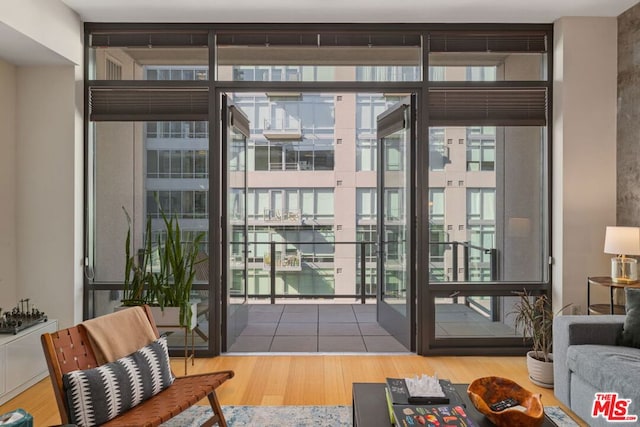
[62,336,175,426]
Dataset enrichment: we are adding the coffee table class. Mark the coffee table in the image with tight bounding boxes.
[352,382,560,426]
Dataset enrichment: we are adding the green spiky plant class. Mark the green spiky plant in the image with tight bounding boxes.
[123,202,206,328]
[511,290,570,362]
[122,207,157,306]
[155,206,206,328]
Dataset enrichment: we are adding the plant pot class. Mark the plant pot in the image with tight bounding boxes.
[115,303,198,329]
[526,351,554,388]
[150,303,198,330]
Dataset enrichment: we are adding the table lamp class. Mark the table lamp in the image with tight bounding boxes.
[604,226,640,283]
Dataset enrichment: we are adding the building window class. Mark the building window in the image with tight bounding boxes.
[428,189,446,277]
[146,149,208,179]
[356,188,377,223]
[247,188,334,222]
[467,127,496,171]
[105,58,122,80]
[356,138,376,171]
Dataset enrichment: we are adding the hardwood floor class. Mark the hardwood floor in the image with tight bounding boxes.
[0,354,586,427]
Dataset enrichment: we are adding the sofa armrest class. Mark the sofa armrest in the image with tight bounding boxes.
[553,314,625,407]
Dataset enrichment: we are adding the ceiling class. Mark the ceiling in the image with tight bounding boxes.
[0,22,71,66]
[60,0,639,23]
[2,0,637,66]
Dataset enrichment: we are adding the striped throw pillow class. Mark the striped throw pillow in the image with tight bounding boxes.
[62,336,175,426]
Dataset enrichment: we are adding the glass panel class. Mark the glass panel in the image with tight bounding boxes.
[91,120,209,284]
[435,295,523,339]
[381,108,410,314]
[229,91,398,302]
[90,48,208,80]
[233,93,335,172]
[428,125,547,283]
[217,31,421,82]
[227,116,247,304]
[429,53,546,81]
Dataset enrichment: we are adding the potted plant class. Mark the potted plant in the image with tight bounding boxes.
[511,290,570,388]
[122,208,158,307]
[122,206,205,329]
[154,208,206,329]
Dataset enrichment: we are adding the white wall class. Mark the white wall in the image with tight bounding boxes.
[0,59,17,306]
[553,17,618,313]
[16,66,82,327]
[0,0,83,327]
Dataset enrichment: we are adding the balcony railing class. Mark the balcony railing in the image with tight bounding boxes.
[429,241,497,282]
[228,239,498,306]
[429,240,499,319]
[232,240,377,304]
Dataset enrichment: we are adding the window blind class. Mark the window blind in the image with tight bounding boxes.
[428,86,547,126]
[89,87,209,121]
[90,32,208,47]
[428,31,547,53]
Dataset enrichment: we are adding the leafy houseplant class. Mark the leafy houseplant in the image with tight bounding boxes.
[122,206,206,328]
[512,291,555,362]
[511,290,570,388]
[155,208,205,328]
[122,208,159,307]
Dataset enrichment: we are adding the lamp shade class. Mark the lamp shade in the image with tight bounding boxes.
[604,226,640,255]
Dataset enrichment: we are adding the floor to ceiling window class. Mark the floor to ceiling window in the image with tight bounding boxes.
[422,29,550,354]
[84,24,552,356]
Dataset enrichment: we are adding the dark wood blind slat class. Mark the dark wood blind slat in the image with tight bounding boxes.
[216,32,421,47]
[89,88,209,121]
[429,32,547,53]
[428,87,547,126]
[91,32,209,47]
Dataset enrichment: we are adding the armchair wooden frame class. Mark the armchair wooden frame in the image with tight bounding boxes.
[41,305,234,427]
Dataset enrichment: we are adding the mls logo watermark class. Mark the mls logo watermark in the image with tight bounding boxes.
[592,393,638,422]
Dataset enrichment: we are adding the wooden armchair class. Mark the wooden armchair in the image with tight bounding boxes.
[41,305,234,426]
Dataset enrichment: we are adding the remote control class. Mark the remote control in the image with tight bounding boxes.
[490,398,519,412]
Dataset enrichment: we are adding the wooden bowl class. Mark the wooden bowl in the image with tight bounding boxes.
[467,376,544,427]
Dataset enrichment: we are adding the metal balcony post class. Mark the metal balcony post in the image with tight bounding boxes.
[489,248,498,281]
[452,243,458,282]
[270,241,276,304]
[360,242,366,304]
[463,244,469,281]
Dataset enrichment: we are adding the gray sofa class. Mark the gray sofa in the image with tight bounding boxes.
[553,315,640,426]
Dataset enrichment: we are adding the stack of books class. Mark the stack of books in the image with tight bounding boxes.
[385,377,477,427]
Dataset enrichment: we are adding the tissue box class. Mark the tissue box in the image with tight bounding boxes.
[0,409,33,427]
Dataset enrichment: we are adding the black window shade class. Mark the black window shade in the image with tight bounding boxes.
[428,32,547,53]
[428,87,547,126]
[89,88,209,121]
[90,32,209,47]
[216,31,421,47]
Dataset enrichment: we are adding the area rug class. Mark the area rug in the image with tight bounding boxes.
[161,405,351,426]
[160,404,579,426]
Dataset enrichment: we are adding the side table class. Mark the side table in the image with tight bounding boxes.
[587,276,640,315]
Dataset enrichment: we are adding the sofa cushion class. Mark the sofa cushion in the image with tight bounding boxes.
[567,344,640,404]
[620,288,640,348]
[62,336,174,426]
